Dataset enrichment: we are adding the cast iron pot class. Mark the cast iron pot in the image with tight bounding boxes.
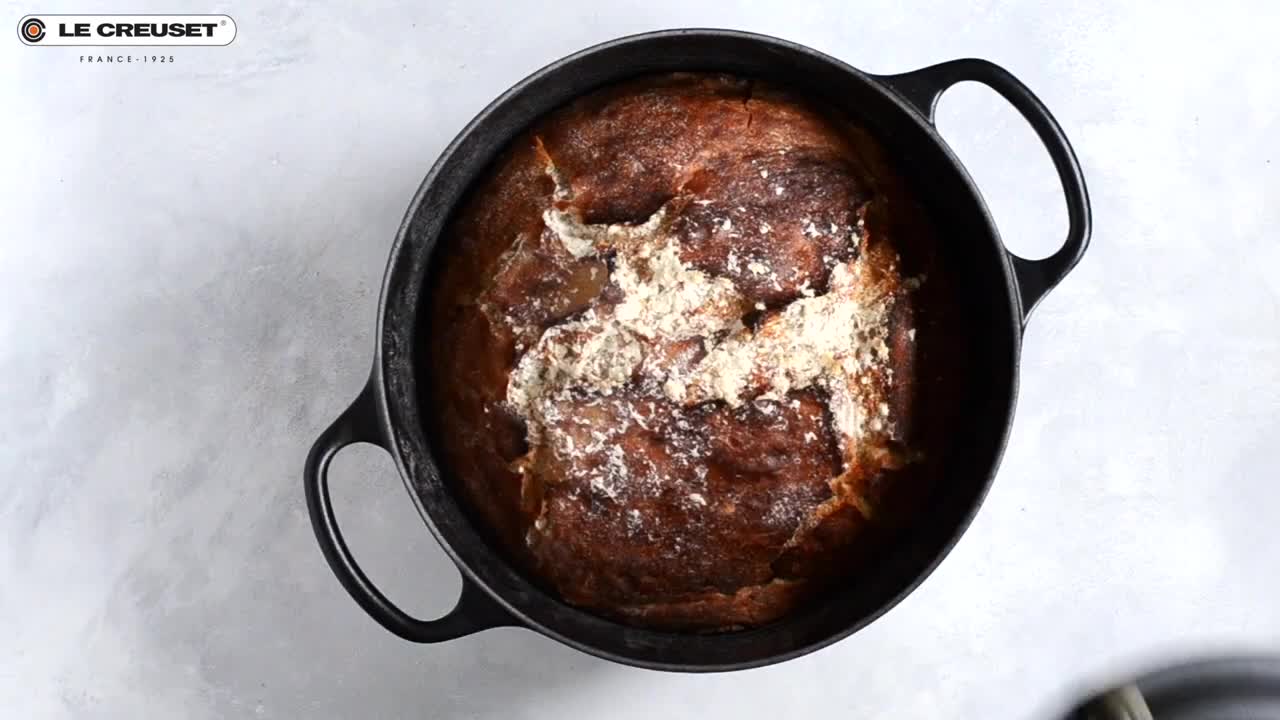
[304,29,1091,672]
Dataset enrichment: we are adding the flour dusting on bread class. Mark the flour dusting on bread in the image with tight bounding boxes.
[509,177,904,468]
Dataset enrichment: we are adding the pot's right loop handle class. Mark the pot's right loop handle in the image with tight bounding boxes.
[304,378,514,642]
[874,59,1092,323]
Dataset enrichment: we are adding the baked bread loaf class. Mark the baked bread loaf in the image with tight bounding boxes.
[428,74,931,631]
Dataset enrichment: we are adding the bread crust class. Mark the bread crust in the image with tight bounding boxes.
[428,73,938,630]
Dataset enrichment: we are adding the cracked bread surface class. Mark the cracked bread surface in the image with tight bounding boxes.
[427,73,936,631]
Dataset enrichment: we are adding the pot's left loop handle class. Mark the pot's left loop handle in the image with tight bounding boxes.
[874,59,1092,322]
[304,378,513,642]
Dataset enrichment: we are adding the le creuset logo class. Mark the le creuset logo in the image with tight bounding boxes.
[18,14,236,46]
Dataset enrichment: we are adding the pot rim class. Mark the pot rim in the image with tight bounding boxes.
[368,28,1032,671]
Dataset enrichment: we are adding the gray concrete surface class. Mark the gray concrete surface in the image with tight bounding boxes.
[3,1,1279,717]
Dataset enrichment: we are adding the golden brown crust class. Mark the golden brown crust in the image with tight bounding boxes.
[428,74,941,630]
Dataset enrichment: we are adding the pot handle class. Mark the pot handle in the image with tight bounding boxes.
[303,379,514,642]
[874,59,1092,322]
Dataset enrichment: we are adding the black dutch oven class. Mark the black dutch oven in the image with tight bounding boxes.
[304,29,1091,671]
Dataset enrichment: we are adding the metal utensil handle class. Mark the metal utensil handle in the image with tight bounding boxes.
[303,377,512,642]
[875,58,1092,322]
[1080,684,1155,720]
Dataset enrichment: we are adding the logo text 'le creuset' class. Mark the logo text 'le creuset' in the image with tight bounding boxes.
[18,14,236,45]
